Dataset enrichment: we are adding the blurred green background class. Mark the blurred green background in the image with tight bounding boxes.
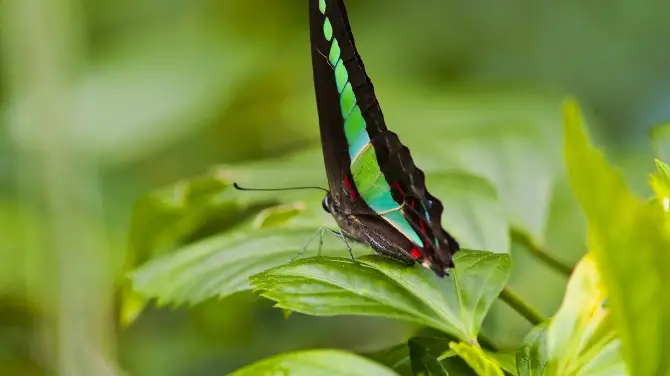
[0,0,667,375]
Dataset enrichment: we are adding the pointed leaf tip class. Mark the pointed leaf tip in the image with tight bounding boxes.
[562,98,589,154]
[562,97,582,124]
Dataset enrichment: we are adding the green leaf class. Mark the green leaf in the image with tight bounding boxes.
[251,250,511,342]
[126,172,238,270]
[654,159,670,183]
[362,333,458,376]
[449,342,504,376]
[650,159,670,213]
[543,253,625,375]
[451,251,512,340]
[516,321,549,376]
[363,336,484,376]
[650,122,670,162]
[118,288,147,328]
[484,351,517,376]
[412,328,516,375]
[227,349,399,376]
[563,98,670,375]
[122,171,272,325]
[125,156,336,273]
[428,172,510,254]
[409,338,450,376]
[251,202,306,228]
[439,358,481,376]
[363,343,414,376]
[128,227,369,306]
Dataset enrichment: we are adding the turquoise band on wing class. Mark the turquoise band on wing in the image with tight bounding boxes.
[317,0,424,248]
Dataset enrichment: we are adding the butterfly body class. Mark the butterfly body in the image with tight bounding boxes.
[310,0,459,277]
[322,191,417,266]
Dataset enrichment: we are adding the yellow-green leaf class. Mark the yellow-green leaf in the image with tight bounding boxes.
[544,253,625,375]
[118,287,148,328]
[650,159,670,213]
[252,202,306,228]
[516,321,549,376]
[563,98,670,376]
[650,122,670,162]
[449,342,504,376]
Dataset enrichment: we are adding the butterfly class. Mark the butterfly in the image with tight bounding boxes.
[309,0,460,277]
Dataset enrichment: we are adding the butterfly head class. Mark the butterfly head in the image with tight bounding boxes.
[321,193,332,214]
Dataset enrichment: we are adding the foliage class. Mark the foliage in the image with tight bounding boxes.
[227,349,398,376]
[3,0,670,374]
[120,97,670,375]
[564,100,670,375]
[516,253,624,376]
[250,251,509,342]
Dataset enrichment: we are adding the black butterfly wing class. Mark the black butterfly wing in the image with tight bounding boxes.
[373,132,460,269]
[320,0,386,138]
[309,0,459,274]
[309,0,353,204]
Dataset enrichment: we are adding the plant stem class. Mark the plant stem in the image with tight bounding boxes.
[511,229,574,277]
[498,287,546,326]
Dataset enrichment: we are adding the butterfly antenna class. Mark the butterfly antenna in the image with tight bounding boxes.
[233,182,329,193]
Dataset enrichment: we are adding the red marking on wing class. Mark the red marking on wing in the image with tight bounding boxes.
[407,197,428,234]
[391,182,405,198]
[343,175,358,199]
[407,198,431,261]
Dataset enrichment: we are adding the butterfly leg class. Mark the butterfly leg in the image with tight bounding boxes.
[291,226,358,263]
[290,226,326,263]
[317,227,325,257]
[322,227,357,264]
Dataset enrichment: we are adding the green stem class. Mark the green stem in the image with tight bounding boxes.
[511,229,574,277]
[498,287,546,326]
